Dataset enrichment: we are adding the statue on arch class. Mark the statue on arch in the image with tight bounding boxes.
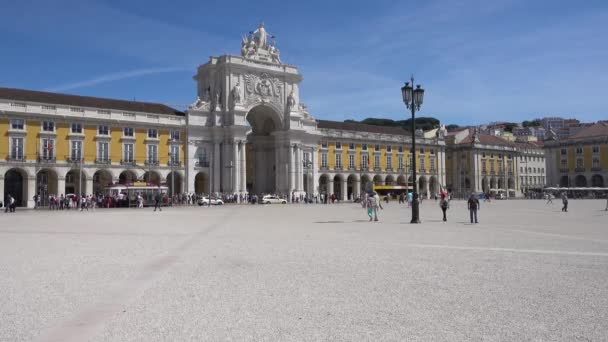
[231,81,242,107]
[287,89,296,111]
[268,40,282,64]
[251,22,273,49]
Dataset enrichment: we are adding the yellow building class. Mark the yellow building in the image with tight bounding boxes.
[445,128,545,198]
[0,87,186,207]
[544,121,608,188]
[315,120,447,200]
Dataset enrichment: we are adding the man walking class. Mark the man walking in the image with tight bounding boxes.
[561,193,568,212]
[154,191,162,212]
[440,195,449,222]
[467,193,480,224]
[546,193,553,204]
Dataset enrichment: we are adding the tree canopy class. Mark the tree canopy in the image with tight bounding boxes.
[345,117,441,132]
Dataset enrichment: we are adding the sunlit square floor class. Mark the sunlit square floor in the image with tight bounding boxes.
[1,199,607,341]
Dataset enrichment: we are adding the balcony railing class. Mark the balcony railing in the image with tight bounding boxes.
[386,167,393,172]
[320,165,329,170]
[120,159,136,166]
[559,168,569,173]
[66,157,83,163]
[37,156,56,163]
[373,166,381,171]
[195,160,210,167]
[95,159,111,165]
[7,156,26,162]
[348,165,356,170]
[575,167,586,172]
[168,161,181,167]
[591,167,602,171]
[334,165,343,171]
[145,160,159,166]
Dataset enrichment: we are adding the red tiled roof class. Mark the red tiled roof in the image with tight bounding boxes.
[317,120,408,135]
[568,121,608,139]
[452,127,516,147]
[0,87,184,116]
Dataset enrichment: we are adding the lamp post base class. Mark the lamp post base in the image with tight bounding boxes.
[410,198,421,224]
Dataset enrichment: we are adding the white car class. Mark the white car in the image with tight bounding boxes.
[262,195,287,204]
[197,197,224,206]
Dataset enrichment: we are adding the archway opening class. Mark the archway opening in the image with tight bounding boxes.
[347,174,357,200]
[591,174,604,187]
[419,176,427,197]
[166,171,183,196]
[429,176,438,197]
[5,168,27,207]
[319,174,329,195]
[373,175,383,186]
[65,169,86,195]
[333,175,343,200]
[36,169,58,205]
[482,177,489,193]
[397,175,406,186]
[560,176,569,187]
[195,172,209,195]
[361,174,371,194]
[142,171,161,185]
[575,175,587,187]
[385,175,395,185]
[119,170,137,185]
[93,169,113,195]
[246,105,282,194]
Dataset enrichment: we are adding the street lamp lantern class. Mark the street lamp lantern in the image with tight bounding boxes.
[401,75,424,224]
[401,82,413,106]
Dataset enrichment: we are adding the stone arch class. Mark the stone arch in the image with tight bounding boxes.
[429,176,438,196]
[574,175,587,187]
[246,104,283,194]
[4,168,29,207]
[319,174,330,194]
[560,175,569,187]
[166,171,183,196]
[418,176,427,196]
[591,174,604,187]
[143,171,162,185]
[333,174,344,199]
[360,174,371,193]
[347,174,357,200]
[65,169,87,195]
[397,175,407,186]
[93,169,113,195]
[490,177,497,189]
[498,178,504,190]
[508,177,515,190]
[36,168,59,205]
[373,174,383,185]
[119,170,138,184]
[194,171,209,194]
[385,175,395,185]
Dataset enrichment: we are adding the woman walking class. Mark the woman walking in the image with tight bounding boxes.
[440,195,449,222]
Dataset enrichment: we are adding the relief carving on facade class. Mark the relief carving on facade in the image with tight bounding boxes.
[243,72,284,108]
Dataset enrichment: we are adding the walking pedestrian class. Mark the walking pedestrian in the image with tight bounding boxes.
[546,193,553,204]
[9,195,16,213]
[368,191,383,222]
[561,193,568,212]
[440,195,449,222]
[467,193,480,224]
[154,191,162,212]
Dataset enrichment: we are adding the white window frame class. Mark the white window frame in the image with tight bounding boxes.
[335,153,342,168]
[361,154,368,169]
[349,154,355,169]
[97,141,109,162]
[147,128,158,139]
[170,129,180,141]
[123,143,134,163]
[98,124,109,136]
[321,152,328,168]
[71,123,83,134]
[398,156,404,169]
[10,137,25,160]
[374,155,380,169]
[123,127,134,137]
[41,138,55,160]
[42,120,55,132]
[70,140,83,161]
[147,144,158,163]
[170,145,180,164]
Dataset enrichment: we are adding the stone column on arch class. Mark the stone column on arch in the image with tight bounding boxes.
[232,141,239,193]
[27,176,36,208]
[85,176,93,196]
[341,176,347,201]
[0,176,4,207]
[354,177,360,200]
[213,142,221,193]
[240,141,247,193]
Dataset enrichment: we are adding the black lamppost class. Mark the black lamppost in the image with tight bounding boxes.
[401,76,425,224]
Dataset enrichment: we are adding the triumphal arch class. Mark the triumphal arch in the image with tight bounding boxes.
[186,23,321,197]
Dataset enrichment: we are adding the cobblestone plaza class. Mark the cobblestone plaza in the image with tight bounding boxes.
[1,200,607,341]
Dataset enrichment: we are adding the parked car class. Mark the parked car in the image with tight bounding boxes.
[197,197,224,206]
[262,195,287,204]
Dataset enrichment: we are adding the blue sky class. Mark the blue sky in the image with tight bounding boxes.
[1,0,607,125]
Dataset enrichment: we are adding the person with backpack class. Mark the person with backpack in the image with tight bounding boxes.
[440,195,449,222]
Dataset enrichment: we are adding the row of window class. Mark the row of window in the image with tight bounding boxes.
[560,146,601,155]
[520,166,545,174]
[320,142,436,155]
[8,137,180,164]
[9,119,180,140]
[481,160,514,173]
[521,176,546,185]
[320,153,436,172]
[561,158,601,169]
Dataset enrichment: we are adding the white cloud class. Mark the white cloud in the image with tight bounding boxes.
[46,67,190,92]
